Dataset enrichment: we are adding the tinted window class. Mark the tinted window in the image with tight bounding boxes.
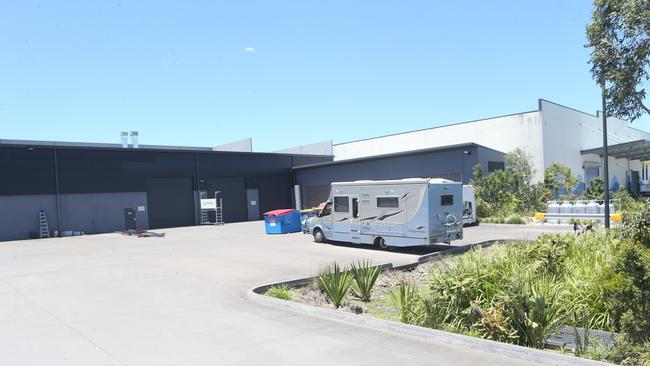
[441,194,454,206]
[377,197,399,208]
[334,196,349,212]
[321,202,332,216]
[488,161,505,172]
[352,198,359,218]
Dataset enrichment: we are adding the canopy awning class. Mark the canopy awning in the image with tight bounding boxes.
[581,139,650,161]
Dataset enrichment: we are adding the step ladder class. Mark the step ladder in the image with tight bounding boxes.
[39,209,50,238]
[215,197,224,226]
[200,209,211,225]
[199,191,224,225]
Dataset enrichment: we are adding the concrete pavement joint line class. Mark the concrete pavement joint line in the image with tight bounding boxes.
[0,278,129,366]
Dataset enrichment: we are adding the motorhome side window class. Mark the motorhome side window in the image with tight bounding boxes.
[321,202,332,216]
[334,196,349,212]
[377,196,399,208]
[352,198,359,218]
[440,194,454,206]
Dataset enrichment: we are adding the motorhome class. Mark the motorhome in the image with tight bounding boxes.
[306,178,463,248]
[462,185,478,226]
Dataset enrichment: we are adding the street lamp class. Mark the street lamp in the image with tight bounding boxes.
[601,83,610,229]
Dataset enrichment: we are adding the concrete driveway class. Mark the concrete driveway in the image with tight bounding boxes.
[0,222,569,366]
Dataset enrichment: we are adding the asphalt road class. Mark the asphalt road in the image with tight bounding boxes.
[0,222,570,366]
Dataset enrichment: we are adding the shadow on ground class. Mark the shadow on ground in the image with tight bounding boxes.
[320,240,452,256]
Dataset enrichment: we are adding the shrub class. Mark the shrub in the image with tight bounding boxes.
[503,278,567,349]
[388,281,420,324]
[621,202,650,247]
[582,177,605,200]
[319,263,352,308]
[544,162,578,199]
[350,260,382,302]
[470,301,519,343]
[505,214,525,225]
[605,337,650,365]
[612,188,643,213]
[265,284,294,300]
[605,242,650,343]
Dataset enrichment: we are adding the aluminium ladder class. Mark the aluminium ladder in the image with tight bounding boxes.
[39,209,50,238]
[200,191,224,225]
[215,197,224,225]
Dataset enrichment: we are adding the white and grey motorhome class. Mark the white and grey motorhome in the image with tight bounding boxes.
[306,178,464,248]
[462,185,478,226]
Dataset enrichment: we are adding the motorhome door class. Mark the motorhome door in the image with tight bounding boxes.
[332,195,352,241]
[350,195,361,243]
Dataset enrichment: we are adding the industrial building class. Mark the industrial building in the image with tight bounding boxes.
[327,99,650,194]
[0,139,330,241]
[2,98,649,242]
[293,143,504,208]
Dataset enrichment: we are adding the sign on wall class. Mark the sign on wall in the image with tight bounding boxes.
[200,198,217,210]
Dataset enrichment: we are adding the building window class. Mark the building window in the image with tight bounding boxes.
[440,194,454,206]
[488,161,505,172]
[585,166,600,184]
[334,196,349,212]
[377,196,399,208]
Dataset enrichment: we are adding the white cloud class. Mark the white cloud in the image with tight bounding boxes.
[244,47,255,53]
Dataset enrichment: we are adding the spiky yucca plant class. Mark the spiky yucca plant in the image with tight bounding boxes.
[319,263,352,308]
[350,260,382,301]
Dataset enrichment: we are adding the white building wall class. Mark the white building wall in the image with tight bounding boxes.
[539,100,648,189]
[333,111,546,181]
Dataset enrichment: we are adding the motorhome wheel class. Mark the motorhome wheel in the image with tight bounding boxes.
[374,237,388,249]
[313,228,325,243]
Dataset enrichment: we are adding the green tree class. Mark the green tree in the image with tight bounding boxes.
[505,148,535,185]
[505,148,546,214]
[582,177,605,200]
[544,163,578,199]
[586,0,650,121]
[471,149,546,217]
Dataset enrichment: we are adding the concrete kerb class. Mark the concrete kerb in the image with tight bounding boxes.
[247,240,612,366]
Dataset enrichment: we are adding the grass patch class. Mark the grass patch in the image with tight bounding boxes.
[264,284,294,300]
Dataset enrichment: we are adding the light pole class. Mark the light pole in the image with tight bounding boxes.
[601,83,610,229]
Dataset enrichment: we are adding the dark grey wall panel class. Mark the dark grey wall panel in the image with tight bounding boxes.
[147,177,195,229]
[295,145,504,209]
[204,176,247,223]
[0,195,58,241]
[58,149,196,194]
[477,146,507,175]
[60,192,149,234]
[0,148,56,195]
[296,147,479,186]
[257,173,293,214]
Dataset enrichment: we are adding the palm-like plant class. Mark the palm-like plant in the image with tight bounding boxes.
[350,260,382,301]
[319,263,352,308]
[389,281,420,324]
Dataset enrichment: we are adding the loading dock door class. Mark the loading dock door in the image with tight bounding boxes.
[147,177,195,229]
[205,177,247,223]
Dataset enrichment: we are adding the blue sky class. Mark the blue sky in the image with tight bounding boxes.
[1,1,648,151]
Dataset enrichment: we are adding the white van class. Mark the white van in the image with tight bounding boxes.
[462,185,478,226]
[306,178,463,249]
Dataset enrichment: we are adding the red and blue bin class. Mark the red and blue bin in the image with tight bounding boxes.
[263,209,302,234]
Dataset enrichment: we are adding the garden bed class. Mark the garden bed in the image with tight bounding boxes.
[262,223,650,365]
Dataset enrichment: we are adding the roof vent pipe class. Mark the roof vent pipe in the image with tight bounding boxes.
[130,131,139,149]
[120,132,129,148]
